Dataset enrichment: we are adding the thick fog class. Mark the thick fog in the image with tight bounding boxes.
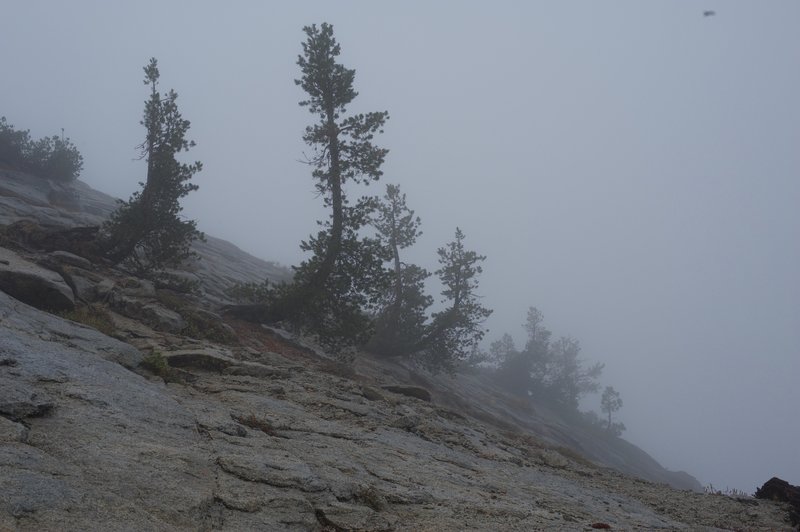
[3,1,798,492]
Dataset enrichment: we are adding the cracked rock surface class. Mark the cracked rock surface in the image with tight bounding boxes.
[1,289,795,531]
[1,171,797,530]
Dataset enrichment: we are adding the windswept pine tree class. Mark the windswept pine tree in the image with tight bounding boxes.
[243,23,393,352]
[102,58,202,273]
[293,22,389,288]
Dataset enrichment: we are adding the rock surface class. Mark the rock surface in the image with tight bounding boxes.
[0,168,291,303]
[757,477,800,526]
[0,247,74,312]
[0,292,795,530]
[368,359,705,492]
[1,168,798,530]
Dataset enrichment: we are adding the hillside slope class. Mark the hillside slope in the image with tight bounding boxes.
[0,168,291,302]
[0,167,697,489]
[1,170,796,530]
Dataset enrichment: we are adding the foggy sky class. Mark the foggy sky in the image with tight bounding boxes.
[2,1,798,492]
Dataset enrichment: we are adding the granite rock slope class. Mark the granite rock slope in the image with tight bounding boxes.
[1,169,797,530]
[1,291,796,530]
[0,168,290,303]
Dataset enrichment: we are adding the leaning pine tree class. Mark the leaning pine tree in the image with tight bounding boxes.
[102,58,202,273]
[267,22,392,351]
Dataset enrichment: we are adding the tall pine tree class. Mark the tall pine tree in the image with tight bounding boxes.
[265,23,392,351]
[294,23,389,289]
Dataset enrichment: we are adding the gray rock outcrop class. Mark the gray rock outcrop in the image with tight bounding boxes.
[0,292,212,531]
[0,247,74,312]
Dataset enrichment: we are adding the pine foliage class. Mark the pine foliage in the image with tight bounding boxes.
[102,58,203,273]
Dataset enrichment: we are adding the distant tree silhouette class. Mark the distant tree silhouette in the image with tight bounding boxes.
[488,333,517,368]
[601,386,624,432]
[494,306,604,411]
[523,306,553,390]
[491,333,533,396]
[546,336,603,410]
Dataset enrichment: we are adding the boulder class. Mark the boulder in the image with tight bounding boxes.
[0,380,55,421]
[0,416,28,443]
[108,292,185,333]
[0,290,142,369]
[361,386,385,402]
[315,502,398,531]
[0,246,74,312]
[160,348,289,379]
[65,268,101,301]
[755,477,800,526]
[118,277,156,298]
[48,250,92,270]
[1,220,102,260]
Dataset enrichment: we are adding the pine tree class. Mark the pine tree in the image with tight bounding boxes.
[373,184,423,308]
[290,201,390,352]
[369,184,431,356]
[102,58,202,273]
[419,227,492,371]
[494,308,551,396]
[523,306,553,392]
[276,23,391,350]
[488,333,517,367]
[546,336,603,410]
[294,23,389,292]
[601,386,623,432]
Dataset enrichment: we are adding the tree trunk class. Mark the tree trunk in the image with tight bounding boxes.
[308,105,342,292]
[391,234,402,310]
